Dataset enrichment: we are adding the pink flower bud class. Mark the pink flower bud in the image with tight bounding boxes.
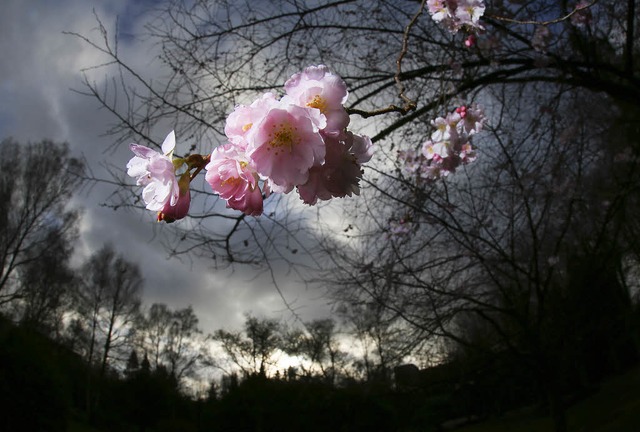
[465,35,477,48]
[157,172,191,223]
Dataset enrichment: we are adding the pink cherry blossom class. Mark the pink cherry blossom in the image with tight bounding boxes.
[225,92,279,148]
[460,103,485,135]
[331,131,372,195]
[205,143,264,216]
[427,0,453,24]
[459,142,477,163]
[245,100,327,193]
[400,104,484,181]
[398,149,425,177]
[427,0,485,33]
[421,164,445,180]
[123,66,380,219]
[430,113,460,143]
[126,131,179,212]
[297,168,333,205]
[422,140,450,160]
[455,0,485,27]
[350,132,374,164]
[465,34,477,47]
[532,26,551,52]
[297,132,371,205]
[389,217,414,237]
[571,2,592,27]
[284,65,350,136]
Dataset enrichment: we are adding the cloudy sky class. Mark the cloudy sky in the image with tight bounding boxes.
[0,0,333,333]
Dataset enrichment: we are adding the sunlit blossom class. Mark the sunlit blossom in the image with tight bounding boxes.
[246,100,327,193]
[284,65,350,137]
[205,143,264,216]
[126,131,180,212]
[128,66,377,219]
[422,140,450,160]
[225,93,279,148]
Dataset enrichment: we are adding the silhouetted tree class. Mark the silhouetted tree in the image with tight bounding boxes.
[165,305,209,383]
[134,303,209,390]
[284,318,345,383]
[75,245,142,374]
[140,302,173,369]
[0,138,81,306]
[214,314,284,376]
[323,81,640,432]
[121,352,176,432]
[73,244,142,419]
[124,349,140,378]
[16,231,76,338]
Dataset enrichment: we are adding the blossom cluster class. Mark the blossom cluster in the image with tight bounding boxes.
[398,104,485,180]
[127,65,374,221]
[427,0,485,33]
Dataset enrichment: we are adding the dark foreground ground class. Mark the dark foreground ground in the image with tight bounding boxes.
[454,366,640,432]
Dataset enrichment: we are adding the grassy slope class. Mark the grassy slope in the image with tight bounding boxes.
[454,366,640,432]
[66,366,640,432]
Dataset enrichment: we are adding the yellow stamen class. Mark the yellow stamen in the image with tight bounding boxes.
[307,95,327,113]
[268,123,299,155]
[220,177,242,187]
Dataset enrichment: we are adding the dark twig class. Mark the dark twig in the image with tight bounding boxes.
[347,0,426,118]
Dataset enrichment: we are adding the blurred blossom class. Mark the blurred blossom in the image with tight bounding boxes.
[532,26,551,52]
[388,216,414,237]
[571,2,592,27]
[465,34,477,47]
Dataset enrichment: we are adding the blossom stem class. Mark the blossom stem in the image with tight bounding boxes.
[189,154,211,181]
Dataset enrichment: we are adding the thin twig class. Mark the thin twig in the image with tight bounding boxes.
[347,0,426,118]
[394,0,426,112]
[488,0,599,26]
